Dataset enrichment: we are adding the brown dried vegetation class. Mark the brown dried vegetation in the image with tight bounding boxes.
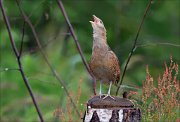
[141,57,179,121]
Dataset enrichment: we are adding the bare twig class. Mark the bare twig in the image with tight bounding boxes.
[27,77,58,86]
[22,32,68,56]
[116,0,153,95]
[57,0,96,95]
[0,68,20,72]
[0,1,44,122]
[15,0,81,117]
[137,42,180,48]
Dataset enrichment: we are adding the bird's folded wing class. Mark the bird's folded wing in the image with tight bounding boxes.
[107,51,121,84]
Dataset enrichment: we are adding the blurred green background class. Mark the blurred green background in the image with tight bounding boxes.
[0,0,179,121]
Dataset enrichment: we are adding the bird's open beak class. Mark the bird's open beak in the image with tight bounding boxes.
[89,15,99,25]
[89,21,94,24]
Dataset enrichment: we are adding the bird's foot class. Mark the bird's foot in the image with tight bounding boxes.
[99,94,106,99]
[103,94,115,100]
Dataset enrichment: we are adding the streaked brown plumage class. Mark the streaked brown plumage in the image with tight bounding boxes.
[89,15,120,99]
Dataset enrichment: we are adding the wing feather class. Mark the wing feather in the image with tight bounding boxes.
[107,50,120,85]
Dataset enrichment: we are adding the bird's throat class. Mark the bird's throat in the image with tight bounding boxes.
[93,35,108,51]
[93,30,107,41]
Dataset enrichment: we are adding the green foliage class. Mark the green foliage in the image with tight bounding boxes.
[0,0,179,121]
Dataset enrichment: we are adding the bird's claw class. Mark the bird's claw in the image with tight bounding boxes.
[99,94,106,99]
[103,94,115,100]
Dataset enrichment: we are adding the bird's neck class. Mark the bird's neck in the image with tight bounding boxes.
[93,30,107,40]
[92,30,108,51]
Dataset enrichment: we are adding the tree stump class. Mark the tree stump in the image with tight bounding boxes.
[83,95,141,122]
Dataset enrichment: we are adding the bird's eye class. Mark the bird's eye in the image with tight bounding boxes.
[99,21,104,26]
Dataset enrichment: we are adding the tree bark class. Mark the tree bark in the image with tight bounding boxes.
[83,95,141,122]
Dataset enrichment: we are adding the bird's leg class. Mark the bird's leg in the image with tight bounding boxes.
[93,78,97,95]
[99,80,102,98]
[107,81,112,95]
[103,81,114,100]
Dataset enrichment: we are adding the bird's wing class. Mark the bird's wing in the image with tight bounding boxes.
[107,50,120,85]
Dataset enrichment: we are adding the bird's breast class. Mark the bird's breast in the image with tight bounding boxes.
[90,49,113,81]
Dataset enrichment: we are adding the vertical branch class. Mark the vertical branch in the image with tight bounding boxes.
[57,0,96,95]
[116,0,153,95]
[0,1,44,122]
[16,0,81,117]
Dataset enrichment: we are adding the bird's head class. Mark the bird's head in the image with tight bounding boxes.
[90,15,106,38]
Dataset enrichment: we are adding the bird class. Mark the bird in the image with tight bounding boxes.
[89,15,120,99]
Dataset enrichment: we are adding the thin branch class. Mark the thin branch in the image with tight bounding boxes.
[0,1,44,122]
[57,0,96,95]
[137,42,180,48]
[22,32,68,56]
[0,68,20,72]
[27,0,46,19]
[16,0,81,117]
[27,77,58,86]
[116,0,153,95]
